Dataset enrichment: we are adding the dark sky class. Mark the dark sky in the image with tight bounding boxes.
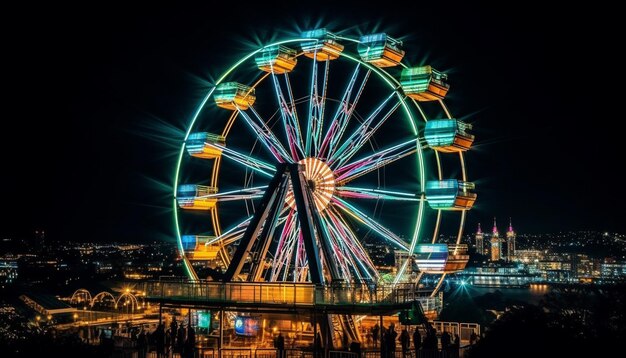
[4,3,622,243]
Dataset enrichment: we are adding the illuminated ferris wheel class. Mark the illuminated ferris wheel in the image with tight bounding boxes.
[173,29,476,295]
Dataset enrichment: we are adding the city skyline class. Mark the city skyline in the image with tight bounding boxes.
[4,4,622,243]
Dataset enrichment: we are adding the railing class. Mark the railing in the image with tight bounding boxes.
[144,279,433,307]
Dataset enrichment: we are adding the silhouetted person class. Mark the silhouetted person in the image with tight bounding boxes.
[413,328,421,351]
[137,329,147,358]
[372,324,380,347]
[165,329,172,357]
[400,328,410,357]
[389,324,397,351]
[380,327,388,358]
[275,332,285,358]
[469,331,478,345]
[176,325,186,355]
[185,323,196,358]
[424,325,437,351]
[440,331,451,352]
[170,318,178,347]
[386,324,397,358]
[350,341,362,358]
[155,324,166,358]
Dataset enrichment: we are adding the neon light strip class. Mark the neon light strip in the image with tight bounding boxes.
[208,143,275,178]
[332,196,409,251]
[284,74,305,153]
[318,63,361,158]
[337,186,421,201]
[326,207,378,281]
[312,60,330,156]
[196,185,266,199]
[334,138,417,183]
[269,71,303,161]
[326,69,370,159]
[327,92,397,166]
[206,216,253,245]
[236,108,289,162]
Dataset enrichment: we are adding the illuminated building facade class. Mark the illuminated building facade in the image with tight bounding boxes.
[490,218,501,261]
[506,218,516,262]
[475,223,484,255]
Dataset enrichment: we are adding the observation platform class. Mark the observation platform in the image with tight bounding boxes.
[142,280,438,316]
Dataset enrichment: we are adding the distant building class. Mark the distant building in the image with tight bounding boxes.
[0,258,18,287]
[506,218,516,262]
[601,259,626,278]
[490,218,501,261]
[475,223,484,255]
[514,250,543,263]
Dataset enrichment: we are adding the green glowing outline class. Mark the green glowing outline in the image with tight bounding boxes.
[173,36,453,282]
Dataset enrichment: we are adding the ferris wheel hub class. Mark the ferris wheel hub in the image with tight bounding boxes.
[285,157,335,212]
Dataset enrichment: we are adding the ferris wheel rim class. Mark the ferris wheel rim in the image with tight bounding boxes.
[173,35,466,291]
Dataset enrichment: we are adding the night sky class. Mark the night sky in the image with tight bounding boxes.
[4,4,621,243]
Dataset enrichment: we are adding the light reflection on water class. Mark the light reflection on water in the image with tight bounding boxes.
[465,284,551,305]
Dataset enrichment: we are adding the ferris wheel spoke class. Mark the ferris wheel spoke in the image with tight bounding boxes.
[270,73,304,161]
[284,74,305,152]
[320,217,353,281]
[328,208,378,281]
[332,196,409,251]
[205,216,253,246]
[215,144,276,177]
[270,209,297,281]
[319,65,370,160]
[334,139,418,184]
[306,58,331,157]
[197,186,266,202]
[336,186,422,202]
[328,92,401,167]
[325,208,378,282]
[247,106,293,161]
[236,107,291,163]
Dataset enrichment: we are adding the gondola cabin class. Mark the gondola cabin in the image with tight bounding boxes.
[300,28,344,61]
[255,45,297,74]
[186,132,225,159]
[214,82,256,110]
[400,66,449,101]
[425,180,476,210]
[181,235,220,260]
[424,119,474,152]
[177,185,218,211]
[357,33,405,67]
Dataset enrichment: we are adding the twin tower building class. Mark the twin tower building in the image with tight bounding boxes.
[475,218,516,261]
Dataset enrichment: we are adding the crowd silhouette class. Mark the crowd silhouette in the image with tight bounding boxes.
[372,323,466,358]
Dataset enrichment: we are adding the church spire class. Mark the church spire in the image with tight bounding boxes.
[508,217,514,233]
[477,223,482,234]
[492,217,499,235]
